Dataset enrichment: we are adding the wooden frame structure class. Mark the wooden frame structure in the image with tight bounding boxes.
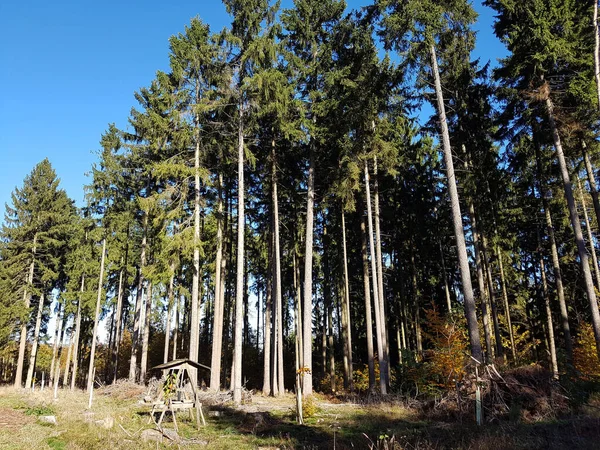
[148,359,210,431]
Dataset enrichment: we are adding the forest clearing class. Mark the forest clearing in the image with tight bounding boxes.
[1,369,600,450]
[4,0,600,448]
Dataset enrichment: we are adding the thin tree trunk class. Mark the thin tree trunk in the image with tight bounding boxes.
[129,216,148,381]
[272,139,284,395]
[495,241,516,361]
[482,235,504,360]
[113,233,128,382]
[302,149,315,396]
[25,291,45,389]
[577,176,600,291]
[430,44,482,363]
[210,172,225,391]
[537,228,559,378]
[15,234,36,387]
[372,156,390,387]
[233,102,245,405]
[50,302,63,387]
[439,241,452,313]
[71,275,85,390]
[546,96,600,359]
[360,206,376,392]
[164,270,175,364]
[535,137,573,361]
[341,210,353,390]
[364,160,388,394]
[263,254,272,396]
[140,281,152,381]
[87,238,106,394]
[190,105,202,386]
[294,247,303,371]
[63,323,74,387]
[469,200,494,363]
[594,0,600,111]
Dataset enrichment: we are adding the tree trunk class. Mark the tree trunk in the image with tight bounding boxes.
[210,172,225,391]
[25,291,45,389]
[372,156,390,387]
[302,149,315,396]
[577,176,600,291]
[87,238,106,394]
[164,270,175,364]
[364,160,388,393]
[537,228,559,378]
[71,275,85,389]
[63,323,74,387]
[341,210,353,390]
[272,139,284,395]
[439,241,452,313]
[594,0,600,111]
[360,205,376,392]
[190,107,202,386]
[140,281,153,382]
[15,234,36,387]
[482,235,504,361]
[582,141,600,231]
[469,199,494,363]
[112,265,125,383]
[50,302,63,388]
[535,137,573,361]
[430,44,482,363]
[263,253,272,396]
[129,215,148,381]
[546,96,600,359]
[233,102,245,405]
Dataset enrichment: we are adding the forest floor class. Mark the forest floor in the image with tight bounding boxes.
[1,383,600,449]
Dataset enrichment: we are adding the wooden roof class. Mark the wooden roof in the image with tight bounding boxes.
[152,358,211,371]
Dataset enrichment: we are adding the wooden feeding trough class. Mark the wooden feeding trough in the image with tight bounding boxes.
[148,359,211,431]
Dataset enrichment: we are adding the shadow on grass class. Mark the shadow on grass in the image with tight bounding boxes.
[133,403,600,449]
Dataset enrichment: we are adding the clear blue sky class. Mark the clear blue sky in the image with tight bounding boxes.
[0,0,505,217]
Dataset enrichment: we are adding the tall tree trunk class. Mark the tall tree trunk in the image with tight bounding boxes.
[594,0,600,111]
[71,275,85,389]
[577,176,600,291]
[140,281,153,381]
[173,293,180,360]
[25,291,45,389]
[294,246,303,371]
[210,172,225,391]
[360,204,376,392]
[15,234,36,387]
[190,107,202,386]
[495,240,516,361]
[87,238,106,394]
[364,160,388,394]
[535,137,573,361]
[341,210,353,390]
[302,149,315,396]
[430,44,482,363]
[129,216,148,381]
[482,235,504,360]
[233,103,245,405]
[469,200,494,363]
[263,253,272,396]
[112,265,125,383]
[545,96,600,359]
[272,139,284,395]
[372,156,390,387]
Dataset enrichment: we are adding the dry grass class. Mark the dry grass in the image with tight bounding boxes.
[1,382,600,449]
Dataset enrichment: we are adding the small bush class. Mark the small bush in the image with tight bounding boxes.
[24,404,55,416]
[302,395,318,418]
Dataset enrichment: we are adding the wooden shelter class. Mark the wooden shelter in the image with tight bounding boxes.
[148,359,210,431]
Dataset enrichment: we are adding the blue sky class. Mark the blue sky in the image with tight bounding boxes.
[0,0,506,217]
